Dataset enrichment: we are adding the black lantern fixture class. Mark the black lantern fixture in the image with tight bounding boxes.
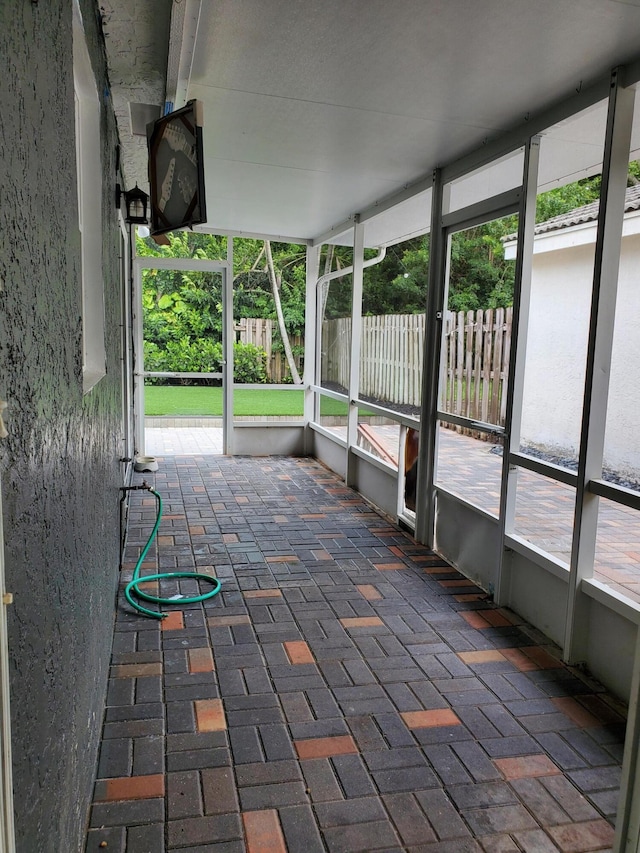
[123,184,149,225]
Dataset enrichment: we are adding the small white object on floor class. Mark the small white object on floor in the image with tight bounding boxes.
[134,455,159,472]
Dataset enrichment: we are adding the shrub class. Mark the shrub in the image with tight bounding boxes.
[233,342,267,383]
[143,339,267,383]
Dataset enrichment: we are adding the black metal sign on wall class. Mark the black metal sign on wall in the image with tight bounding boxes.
[147,99,207,236]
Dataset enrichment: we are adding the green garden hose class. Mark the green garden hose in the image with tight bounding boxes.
[124,487,221,619]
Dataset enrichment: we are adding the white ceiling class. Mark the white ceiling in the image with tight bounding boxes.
[104,0,640,245]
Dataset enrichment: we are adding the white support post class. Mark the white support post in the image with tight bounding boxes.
[564,70,635,663]
[495,136,540,604]
[397,424,408,520]
[346,220,364,488]
[615,626,640,852]
[222,264,234,455]
[119,220,135,481]
[314,246,325,425]
[222,236,234,455]
[131,232,145,456]
[304,244,321,433]
[415,170,444,546]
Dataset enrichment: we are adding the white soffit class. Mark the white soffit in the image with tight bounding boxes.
[179,0,640,244]
[101,0,171,189]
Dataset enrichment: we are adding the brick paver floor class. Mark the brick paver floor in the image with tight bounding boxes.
[86,455,625,852]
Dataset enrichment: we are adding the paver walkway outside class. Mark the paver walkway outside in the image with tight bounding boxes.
[86,454,625,852]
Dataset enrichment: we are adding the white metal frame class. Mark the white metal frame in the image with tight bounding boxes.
[132,255,231,455]
[73,0,106,394]
[308,64,640,675]
[414,169,444,545]
[564,71,635,662]
[311,230,421,511]
[120,220,135,484]
[346,220,365,487]
[415,179,520,548]
[308,90,640,639]
[616,624,640,852]
[304,245,321,432]
[495,136,541,603]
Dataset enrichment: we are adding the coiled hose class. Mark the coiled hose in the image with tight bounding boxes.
[125,487,221,619]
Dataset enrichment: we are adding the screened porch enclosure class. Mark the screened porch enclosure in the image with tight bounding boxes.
[135,69,640,710]
[117,31,640,853]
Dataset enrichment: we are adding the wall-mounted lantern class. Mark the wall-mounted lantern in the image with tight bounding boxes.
[123,184,149,224]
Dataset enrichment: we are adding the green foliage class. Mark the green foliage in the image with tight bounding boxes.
[448,216,517,312]
[144,338,221,376]
[534,175,601,223]
[362,237,430,316]
[144,339,266,384]
[137,229,228,262]
[232,342,267,383]
[137,165,637,344]
[139,232,305,381]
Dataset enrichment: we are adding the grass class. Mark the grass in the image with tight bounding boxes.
[144,385,352,417]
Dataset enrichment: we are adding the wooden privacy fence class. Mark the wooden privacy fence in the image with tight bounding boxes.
[322,308,512,427]
[359,314,425,406]
[443,307,512,428]
[321,317,352,391]
[236,318,303,383]
[238,310,512,426]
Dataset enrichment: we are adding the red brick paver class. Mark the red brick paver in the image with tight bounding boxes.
[243,809,287,853]
[195,699,226,732]
[283,640,315,665]
[294,735,358,759]
[402,709,461,728]
[548,819,615,851]
[161,610,184,631]
[339,616,384,628]
[495,755,561,779]
[98,774,165,801]
[188,647,214,673]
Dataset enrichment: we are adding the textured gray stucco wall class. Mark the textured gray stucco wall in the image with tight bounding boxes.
[0,1,125,849]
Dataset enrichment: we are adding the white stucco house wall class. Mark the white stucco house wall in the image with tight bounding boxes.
[503,185,640,479]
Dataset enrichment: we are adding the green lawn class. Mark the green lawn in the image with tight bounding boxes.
[144,385,351,416]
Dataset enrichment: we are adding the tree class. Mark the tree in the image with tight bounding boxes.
[362,237,429,316]
[448,216,517,312]
[135,163,636,363]
[535,175,601,223]
[137,231,308,383]
[265,240,301,384]
[231,239,307,381]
